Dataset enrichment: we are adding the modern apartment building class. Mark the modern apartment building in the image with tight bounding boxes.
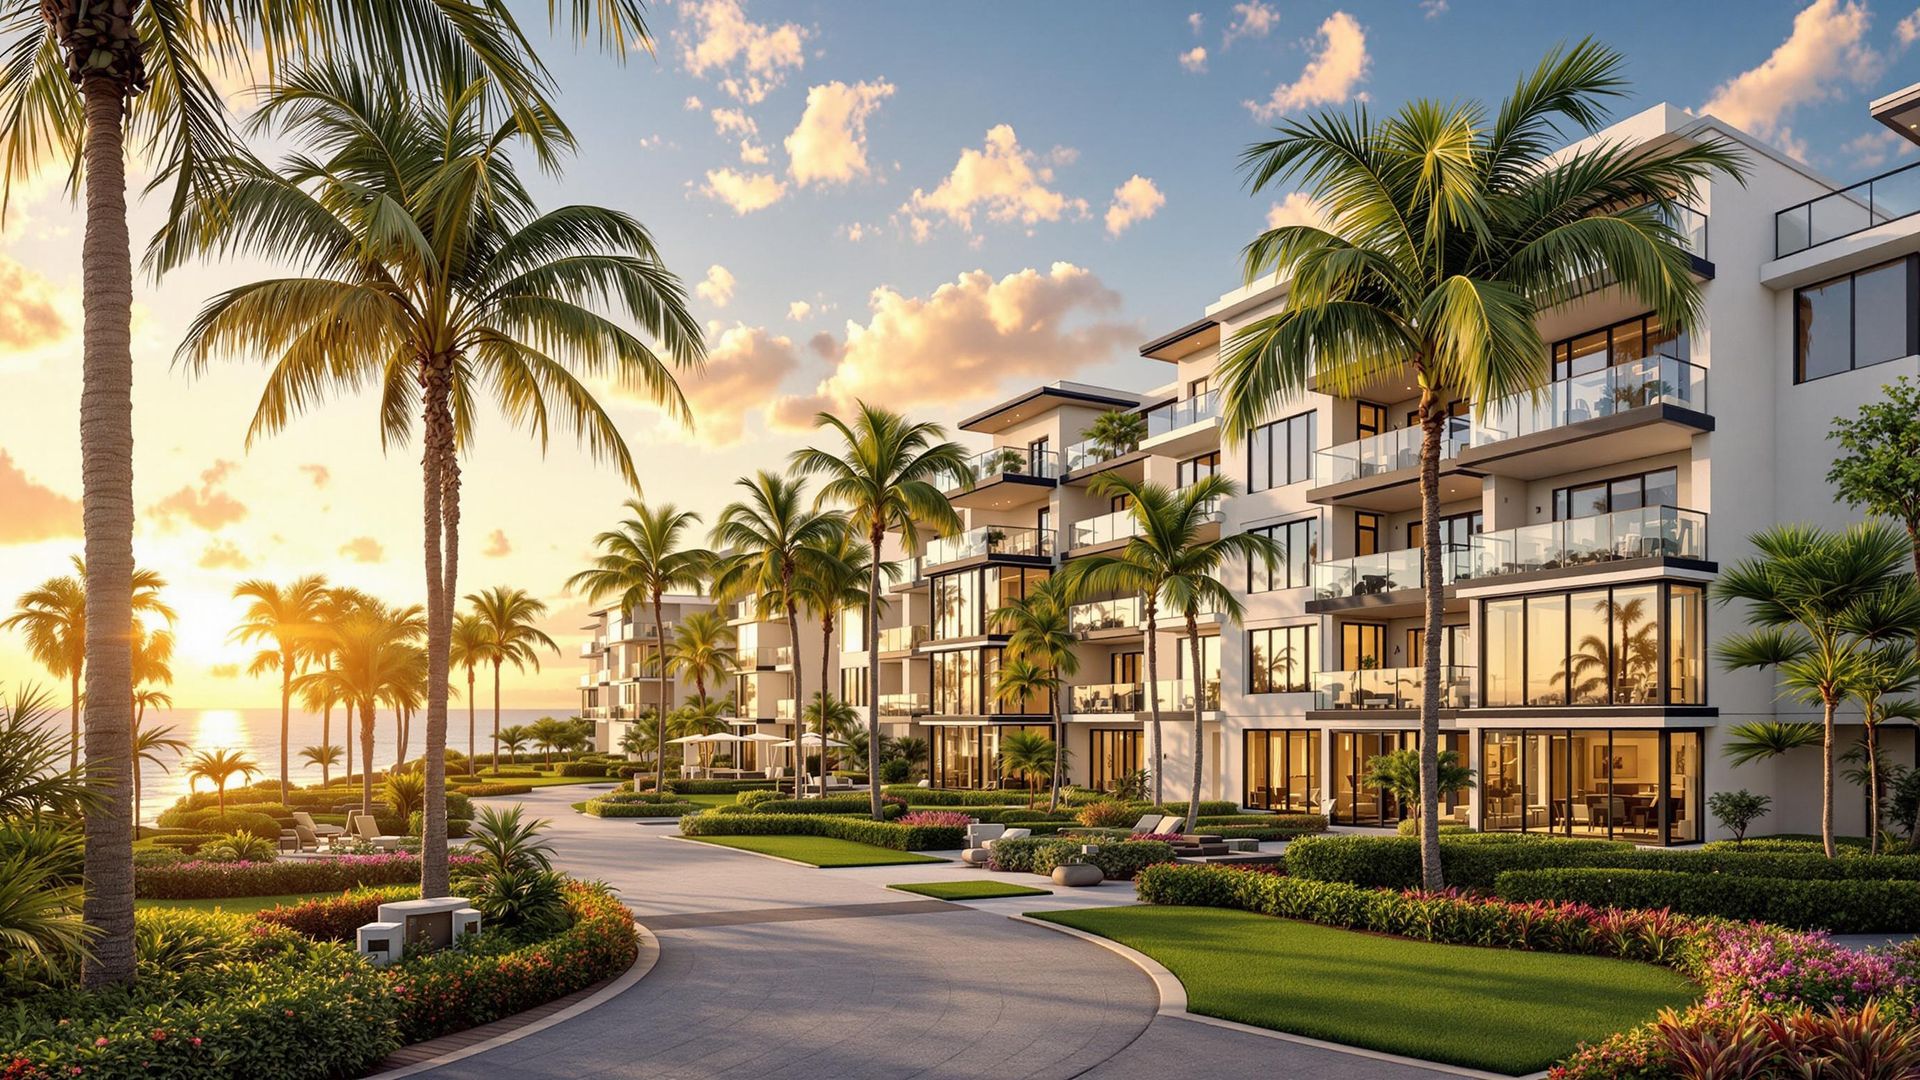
[844,87,1920,844]
[579,595,717,754]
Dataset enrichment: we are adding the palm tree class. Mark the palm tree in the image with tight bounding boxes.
[498,725,533,763]
[186,749,260,816]
[130,723,186,829]
[296,602,425,817]
[1843,651,1920,855]
[669,699,730,770]
[449,613,496,770]
[299,744,343,786]
[666,611,737,705]
[803,691,858,776]
[529,717,567,769]
[230,575,328,806]
[791,404,969,817]
[175,63,701,902]
[1362,748,1476,823]
[793,522,882,795]
[1715,522,1920,856]
[467,587,559,776]
[1084,409,1147,460]
[310,586,375,788]
[1,0,653,997]
[1218,42,1744,890]
[3,558,172,769]
[995,727,1059,810]
[568,502,709,794]
[128,621,173,824]
[1061,474,1278,829]
[991,576,1079,811]
[1722,720,1824,766]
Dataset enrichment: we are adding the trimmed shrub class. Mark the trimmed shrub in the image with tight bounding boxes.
[678,811,965,851]
[455,782,534,798]
[1397,819,1477,836]
[154,807,286,840]
[1154,801,1240,818]
[146,832,223,855]
[1701,835,1877,854]
[557,761,611,778]
[737,789,783,807]
[584,798,700,818]
[1196,813,1327,836]
[710,795,894,817]
[1285,833,1635,889]
[896,811,975,828]
[986,837,1174,880]
[969,807,1076,825]
[253,885,417,941]
[1074,800,1139,828]
[1494,867,1920,932]
[135,852,481,899]
[879,786,1029,807]
[665,779,777,795]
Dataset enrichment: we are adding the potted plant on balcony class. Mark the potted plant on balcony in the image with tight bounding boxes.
[1084,409,1146,461]
[986,447,1027,476]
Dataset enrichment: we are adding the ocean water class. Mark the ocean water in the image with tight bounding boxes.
[131,706,571,824]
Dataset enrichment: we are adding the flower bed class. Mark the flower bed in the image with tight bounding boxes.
[677,811,965,851]
[987,837,1174,880]
[252,885,418,940]
[134,853,481,899]
[896,811,975,828]
[1496,867,1920,932]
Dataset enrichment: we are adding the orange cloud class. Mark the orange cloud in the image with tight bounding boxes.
[1244,11,1370,121]
[299,464,330,488]
[0,450,81,544]
[671,324,801,443]
[338,537,384,563]
[148,459,247,532]
[197,540,252,570]
[483,529,512,557]
[1700,0,1879,161]
[0,255,68,351]
[209,663,241,679]
[903,125,1088,235]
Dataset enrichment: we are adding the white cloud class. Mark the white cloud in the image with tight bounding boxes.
[1245,11,1369,121]
[696,264,736,307]
[1188,11,1203,34]
[844,222,867,242]
[785,79,895,186]
[701,168,788,214]
[1420,0,1448,17]
[768,263,1134,428]
[710,106,757,137]
[1178,46,1208,73]
[1266,191,1330,231]
[1700,0,1880,161]
[679,324,801,444]
[1104,175,1165,236]
[1223,1,1278,46]
[684,95,704,111]
[739,140,769,164]
[677,0,807,104]
[1841,128,1917,169]
[1898,6,1920,46]
[903,125,1088,234]
[787,300,812,321]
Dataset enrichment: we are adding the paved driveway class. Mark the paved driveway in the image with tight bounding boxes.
[410,786,1462,1080]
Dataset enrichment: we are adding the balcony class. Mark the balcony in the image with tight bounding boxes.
[1312,546,1474,602]
[1315,421,1470,486]
[1068,499,1219,551]
[923,524,1054,567]
[1462,506,1707,582]
[579,639,604,658]
[1071,681,1143,714]
[736,644,793,669]
[877,624,929,653]
[1313,666,1475,711]
[1469,355,1706,445]
[1071,596,1144,634]
[1775,158,1920,258]
[878,692,930,717]
[950,447,1060,510]
[1139,392,1222,459]
[775,698,797,721]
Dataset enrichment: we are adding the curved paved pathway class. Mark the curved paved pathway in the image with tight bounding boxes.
[408,786,1461,1080]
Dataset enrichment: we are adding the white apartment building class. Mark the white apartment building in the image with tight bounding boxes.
[844,87,1920,844]
[578,595,717,754]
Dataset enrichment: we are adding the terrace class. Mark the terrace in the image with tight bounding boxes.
[923,523,1055,567]
[1774,157,1920,258]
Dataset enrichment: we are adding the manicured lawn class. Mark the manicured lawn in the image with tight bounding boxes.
[138,891,341,915]
[890,880,1052,900]
[684,835,945,867]
[1030,905,1696,1075]
[680,792,749,808]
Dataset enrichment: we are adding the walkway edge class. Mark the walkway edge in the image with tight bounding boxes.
[366,920,661,1079]
[1011,913,1545,1080]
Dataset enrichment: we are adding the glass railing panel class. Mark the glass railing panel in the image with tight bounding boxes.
[1464,507,1706,582]
[924,525,1054,566]
[1069,509,1142,549]
[1470,355,1707,445]
[1071,682,1144,714]
[1313,666,1475,709]
[1144,392,1221,438]
[1775,159,1920,256]
[876,625,929,652]
[1314,421,1470,485]
[1311,546,1472,599]
[958,446,1060,485]
[1070,596,1141,634]
[1151,679,1220,712]
[878,693,928,716]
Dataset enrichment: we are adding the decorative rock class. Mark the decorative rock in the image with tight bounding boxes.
[1051,863,1104,887]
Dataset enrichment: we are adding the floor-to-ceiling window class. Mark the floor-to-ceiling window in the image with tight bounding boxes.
[1244,729,1320,811]
[1482,582,1706,708]
[1479,728,1703,845]
[1332,730,1469,826]
[1090,728,1141,792]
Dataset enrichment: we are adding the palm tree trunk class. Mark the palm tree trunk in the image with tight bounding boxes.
[786,597,805,799]
[322,700,333,787]
[1185,613,1205,830]
[342,701,352,789]
[1049,675,1063,813]
[466,668,476,771]
[820,612,833,796]
[1868,721,1881,856]
[1144,602,1163,806]
[866,530,885,820]
[1415,391,1446,891]
[654,596,669,797]
[1822,696,1837,859]
[69,670,81,771]
[491,660,503,772]
[359,700,375,817]
[77,71,138,990]
[279,658,292,806]
[424,372,459,897]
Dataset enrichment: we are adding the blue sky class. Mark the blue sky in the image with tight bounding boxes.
[0,0,1915,705]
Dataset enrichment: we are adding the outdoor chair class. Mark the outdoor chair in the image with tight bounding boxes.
[350,814,405,852]
[292,811,343,842]
[1125,813,1162,835]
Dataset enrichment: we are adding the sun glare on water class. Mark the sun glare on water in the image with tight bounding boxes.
[191,708,249,753]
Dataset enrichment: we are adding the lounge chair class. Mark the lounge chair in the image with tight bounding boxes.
[292,811,343,841]
[350,814,405,852]
[1124,814,1163,835]
[962,823,1006,867]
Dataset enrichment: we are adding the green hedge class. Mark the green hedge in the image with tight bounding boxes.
[584,798,700,818]
[678,811,964,851]
[1494,867,1920,932]
[454,782,533,797]
[879,786,1029,806]
[155,807,287,839]
[968,808,1077,825]
[1153,801,1241,818]
[665,779,778,795]
[404,812,472,838]
[557,761,612,777]
[984,837,1174,880]
[1196,812,1327,836]
[710,795,899,818]
[1285,834,1638,889]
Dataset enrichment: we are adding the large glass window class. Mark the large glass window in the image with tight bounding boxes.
[933,566,1048,639]
[1525,595,1568,706]
[1244,729,1320,811]
[1178,451,1221,488]
[1487,583,1703,708]
[1175,635,1221,709]
[1552,312,1688,380]
[1554,468,1680,521]
[1249,518,1318,592]
[1484,598,1526,707]
[1249,411,1316,492]
[1332,730,1468,826]
[1339,622,1386,669]
[1480,727,1704,845]
[1795,256,1917,382]
[1090,729,1141,792]
[1668,584,1705,705]
[1250,626,1315,693]
[1409,511,1483,550]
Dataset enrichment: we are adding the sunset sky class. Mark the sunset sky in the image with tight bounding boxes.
[0,0,1913,709]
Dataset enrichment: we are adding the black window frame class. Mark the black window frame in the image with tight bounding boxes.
[1249,411,1316,492]
[1793,255,1919,384]
[1479,581,1708,708]
[1551,467,1680,522]
[1248,517,1318,592]
[1249,625,1315,694]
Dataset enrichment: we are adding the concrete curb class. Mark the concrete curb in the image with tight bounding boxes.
[1012,913,1545,1080]
[366,920,661,1079]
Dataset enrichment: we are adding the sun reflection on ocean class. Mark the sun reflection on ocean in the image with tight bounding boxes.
[191,708,250,753]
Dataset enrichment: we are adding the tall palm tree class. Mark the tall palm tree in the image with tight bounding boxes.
[130,723,186,829]
[2,558,172,769]
[296,602,425,817]
[185,749,260,816]
[1,0,653,995]
[1061,474,1277,828]
[1715,522,1920,857]
[467,587,558,776]
[710,472,841,799]
[230,575,328,806]
[991,576,1079,811]
[175,62,701,902]
[1218,42,1744,889]
[449,613,495,770]
[665,611,736,705]
[313,585,377,786]
[299,743,343,786]
[567,502,709,793]
[791,403,969,817]
[128,618,173,823]
[793,522,882,795]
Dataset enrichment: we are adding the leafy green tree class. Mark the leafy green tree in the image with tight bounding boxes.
[1840,652,1920,854]
[991,577,1078,811]
[529,717,567,769]
[1829,376,1920,601]
[666,612,737,705]
[995,728,1059,809]
[1715,523,1920,856]
[791,403,968,818]
[295,601,425,816]
[1707,790,1771,847]
[1220,41,1744,889]
[131,723,188,828]
[450,613,498,769]
[794,524,884,793]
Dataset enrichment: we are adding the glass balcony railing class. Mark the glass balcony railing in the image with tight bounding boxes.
[1315,419,1472,485]
[956,446,1060,486]
[1063,437,1133,472]
[1464,506,1707,581]
[736,644,793,668]
[878,692,929,717]
[1143,391,1221,438]
[1071,681,1144,714]
[877,625,929,652]
[1069,500,1218,550]
[1071,596,1144,633]
[1469,355,1706,443]
[775,698,797,721]
[1311,546,1473,600]
[1153,678,1220,712]
[1314,666,1475,710]
[923,524,1054,566]
[1775,159,1920,258]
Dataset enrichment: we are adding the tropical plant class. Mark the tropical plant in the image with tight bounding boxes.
[1887,766,1920,851]
[1059,473,1278,831]
[665,611,737,705]
[382,771,426,819]
[460,864,571,936]
[793,522,882,792]
[184,749,259,816]
[0,686,95,823]
[710,471,842,798]
[230,575,329,805]
[130,723,187,827]
[449,612,497,769]
[791,403,969,817]
[467,588,559,777]
[199,830,278,864]
[299,744,343,785]
[1084,409,1147,460]
[995,728,1060,809]
[529,717,568,768]
[464,805,554,874]
[1361,749,1475,821]
[498,726,533,761]
[991,576,1078,811]
[0,851,91,989]
[127,619,174,824]
[619,716,659,775]
[1220,41,1745,888]
[1843,662,1920,855]
[294,600,425,816]
[1715,522,1920,856]
[803,692,857,773]
[1829,376,1920,616]
[1707,790,1772,847]
[568,501,708,794]
[1721,720,1825,766]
